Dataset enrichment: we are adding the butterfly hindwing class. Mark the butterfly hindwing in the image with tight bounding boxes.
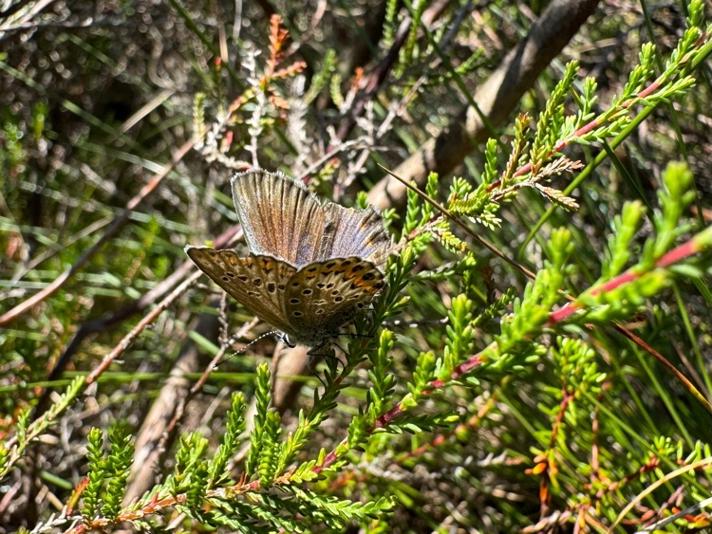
[185,247,296,334]
[284,257,385,343]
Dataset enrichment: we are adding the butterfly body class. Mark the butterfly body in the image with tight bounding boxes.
[186,170,390,346]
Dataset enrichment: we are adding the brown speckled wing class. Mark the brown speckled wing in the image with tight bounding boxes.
[185,246,296,336]
[283,256,385,344]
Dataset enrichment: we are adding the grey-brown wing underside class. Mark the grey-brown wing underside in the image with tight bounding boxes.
[185,246,296,335]
[320,205,391,269]
[231,170,328,268]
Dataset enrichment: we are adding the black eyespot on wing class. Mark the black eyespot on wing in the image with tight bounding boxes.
[253,278,263,286]
[302,288,313,295]
[362,272,375,281]
[289,298,300,304]
[267,282,276,293]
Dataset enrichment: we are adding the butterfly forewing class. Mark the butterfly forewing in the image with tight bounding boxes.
[322,205,392,269]
[284,257,385,343]
[186,247,296,335]
[231,170,328,268]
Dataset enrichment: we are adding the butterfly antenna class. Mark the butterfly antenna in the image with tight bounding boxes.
[377,164,535,280]
[224,330,283,361]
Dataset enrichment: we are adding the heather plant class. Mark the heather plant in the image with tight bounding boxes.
[1,1,711,532]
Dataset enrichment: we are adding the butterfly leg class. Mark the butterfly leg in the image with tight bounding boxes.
[309,341,346,373]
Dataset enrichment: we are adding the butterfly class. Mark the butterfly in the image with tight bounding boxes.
[185,170,391,347]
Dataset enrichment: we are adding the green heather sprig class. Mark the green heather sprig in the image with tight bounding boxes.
[304,49,337,105]
[80,425,133,521]
[382,0,399,49]
[528,338,605,492]
[207,392,246,488]
[439,294,474,380]
[245,363,272,476]
[365,329,397,423]
[398,0,427,75]
[0,376,84,480]
[168,432,209,499]
[257,410,283,486]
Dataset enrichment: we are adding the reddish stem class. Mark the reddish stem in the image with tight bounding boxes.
[549,237,701,324]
